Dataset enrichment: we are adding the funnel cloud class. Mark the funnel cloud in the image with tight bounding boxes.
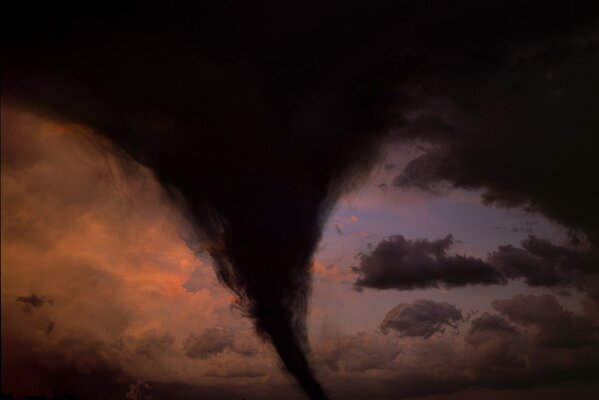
[4,1,598,399]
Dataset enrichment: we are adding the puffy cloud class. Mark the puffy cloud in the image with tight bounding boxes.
[312,296,599,399]
[492,294,598,348]
[353,234,598,296]
[353,235,504,290]
[489,236,597,287]
[380,300,463,338]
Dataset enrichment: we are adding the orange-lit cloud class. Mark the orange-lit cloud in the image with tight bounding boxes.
[1,108,282,397]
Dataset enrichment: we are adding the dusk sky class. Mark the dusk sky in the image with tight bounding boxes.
[2,2,599,400]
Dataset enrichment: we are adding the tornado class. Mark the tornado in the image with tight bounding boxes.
[3,3,396,398]
[5,2,597,399]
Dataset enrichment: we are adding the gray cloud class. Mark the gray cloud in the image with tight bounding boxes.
[353,235,505,290]
[354,234,598,297]
[380,299,463,339]
[489,236,596,287]
[315,296,599,399]
[492,294,598,348]
[390,38,599,250]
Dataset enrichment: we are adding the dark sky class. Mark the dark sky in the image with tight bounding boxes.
[2,1,599,399]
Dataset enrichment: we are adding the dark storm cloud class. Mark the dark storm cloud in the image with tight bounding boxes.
[489,236,596,287]
[493,294,598,348]
[392,41,599,246]
[354,234,597,292]
[4,1,599,398]
[353,235,504,290]
[380,299,463,338]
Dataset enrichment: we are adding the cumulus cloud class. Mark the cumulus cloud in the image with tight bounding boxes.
[352,235,504,290]
[489,236,597,287]
[354,234,598,295]
[492,294,598,348]
[313,295,599,399]
[380,300,463,338]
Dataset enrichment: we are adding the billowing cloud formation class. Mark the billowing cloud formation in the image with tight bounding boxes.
[4,1,599,398]
[1,110,281,399]
[312,295,599,399]
[489,235,596,287]
[354,234,598,297]
[392,40,599,247]
[380,300,463,338]
[493,294,598,348]
[353,235,504,290]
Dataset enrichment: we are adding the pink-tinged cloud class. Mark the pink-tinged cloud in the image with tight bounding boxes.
[1,109,282,397]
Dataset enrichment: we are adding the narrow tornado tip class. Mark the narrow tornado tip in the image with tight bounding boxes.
[266,324,329,400]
